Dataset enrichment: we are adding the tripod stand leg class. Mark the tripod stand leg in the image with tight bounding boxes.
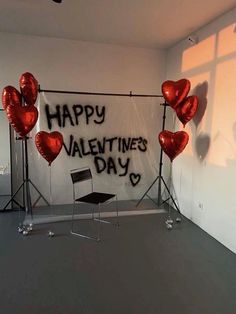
[146,194,159,207]
[3,181,25,210]
[12,199,24,209]
[161,177,181,214]
[29,179,50,206]
[25,179,33,218]
[136,176,159,207]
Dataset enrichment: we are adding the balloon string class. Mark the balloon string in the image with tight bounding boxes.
[49,165,53,217]
[49,163,54,236]
[168,164,173,220]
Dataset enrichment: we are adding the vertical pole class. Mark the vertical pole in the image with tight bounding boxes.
[23,138,32,218]
[9,125,13,210]
[22,138,25,209]
[157,102,168,205]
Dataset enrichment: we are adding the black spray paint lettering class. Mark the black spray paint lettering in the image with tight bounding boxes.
[45,104,106,130]
[44,102,146,187]
[62,135,148,157]
[94,156,130,177]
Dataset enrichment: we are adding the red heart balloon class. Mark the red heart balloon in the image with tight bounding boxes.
[6,105,38,138]
[35,131,63,166]
[162,79,191,109]
[2,86,22,110]
[175,95,198,127]
[158,130,189,162]
[19,72,38,106]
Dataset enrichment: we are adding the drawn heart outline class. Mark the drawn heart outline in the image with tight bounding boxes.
[129,173,141,187]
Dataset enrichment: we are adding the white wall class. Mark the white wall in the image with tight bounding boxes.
[166,7,236,252]
[0,32,166,204]
[0,112,10,172]
[0,111,11,196]
[0,32,165,98]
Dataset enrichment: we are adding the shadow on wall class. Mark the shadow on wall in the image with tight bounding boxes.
[195,132,211,162]
[192,81,210,162]
[192,81,208,128]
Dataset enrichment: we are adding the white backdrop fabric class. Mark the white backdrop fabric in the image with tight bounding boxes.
[27,92,163,204]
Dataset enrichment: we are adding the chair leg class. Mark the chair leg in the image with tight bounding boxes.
[70,202,101,242]
[70,198,118,241]
[97,203,102,241]
[71,231,100,241]
[94,217,111,224]
[94,204,111,225]
[92,207,95,220]
[115,195,119,227]
[71,201,76,234]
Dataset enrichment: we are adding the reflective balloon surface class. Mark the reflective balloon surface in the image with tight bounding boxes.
[35,131,63,166]
[6,105,38,137]
[175,95,198,127]
[19,72,38,106]
[161,79,191,109]
[158,130,189,162]
[2,86,22,110]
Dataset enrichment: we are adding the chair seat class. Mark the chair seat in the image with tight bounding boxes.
[75,192,115,204]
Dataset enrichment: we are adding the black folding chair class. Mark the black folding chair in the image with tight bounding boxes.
[70,167,119,241]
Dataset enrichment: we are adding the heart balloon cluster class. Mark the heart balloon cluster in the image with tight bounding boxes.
[2,72,39,137]
[158,79,198,162]
[162,79,198,127]
[2,73,63,166]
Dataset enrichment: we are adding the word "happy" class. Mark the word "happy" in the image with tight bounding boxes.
[44,104,106,129]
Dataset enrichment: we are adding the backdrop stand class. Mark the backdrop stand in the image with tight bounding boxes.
[3,137,49,233]
[38,86,163,98]
[136,102,181,219]
[38,86,180,223]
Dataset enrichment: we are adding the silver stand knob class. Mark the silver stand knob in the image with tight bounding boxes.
[166,223,173,230]
[176,217,182,223]
[23,230,29,236]
[48,231,55,237]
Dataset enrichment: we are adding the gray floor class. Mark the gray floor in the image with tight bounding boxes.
[0,209,236,314]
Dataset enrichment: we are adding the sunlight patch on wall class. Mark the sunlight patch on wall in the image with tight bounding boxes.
[182,35,216,72]
[208,58,236,167]
[217,23,236,58]
[207,131,235,167]
[188,72,210,91]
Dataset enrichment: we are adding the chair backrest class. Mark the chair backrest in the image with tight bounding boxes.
[70,168,92,184]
